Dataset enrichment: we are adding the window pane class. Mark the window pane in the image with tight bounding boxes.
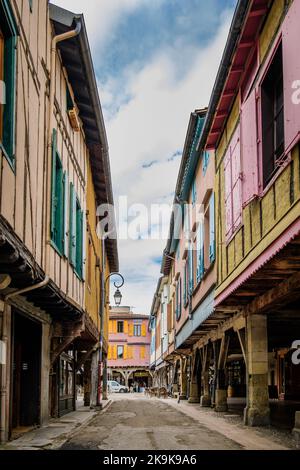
[117,346,124,359]
[261,43,284,187]
[117,321,124,333]
[0,28,4,140]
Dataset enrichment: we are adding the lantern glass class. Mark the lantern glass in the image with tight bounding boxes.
[114,288,122,306]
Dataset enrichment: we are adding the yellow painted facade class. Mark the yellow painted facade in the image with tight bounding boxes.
[85,156,111,350]
[215,0,300,298]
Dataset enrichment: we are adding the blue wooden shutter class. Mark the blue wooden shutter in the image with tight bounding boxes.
[63,172,68,257]
[188,246,193,294]
[203,151,210,175]
[184,263,187,305]
[50,129,57,240]
[197,221,205,283]
[69,183,76,266]
[209,193,215,263]
[192,179,197,206]
[179,278,182,317]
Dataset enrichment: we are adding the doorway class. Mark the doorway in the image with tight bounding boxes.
[11,311,41,435]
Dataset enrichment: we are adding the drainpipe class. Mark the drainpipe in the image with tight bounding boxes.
[4,276,50,303]
[0,276,50,443]
[45,21,82,274]
[97,238,106,407]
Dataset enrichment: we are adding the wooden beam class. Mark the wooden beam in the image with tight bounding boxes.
[247,271,300,315]
[236,329,246,363]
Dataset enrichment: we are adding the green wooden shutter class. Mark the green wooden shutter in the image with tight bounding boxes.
[2,36,16,163]
[63,172,68,258]
[1,0,18,165]
[75,208,83,278]
[209,193,216,263]
[50,129,57,240]
[82,209,86,281]
[69,183,76,267]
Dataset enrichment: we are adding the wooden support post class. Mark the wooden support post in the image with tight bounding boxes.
[200,345,211,407]
[244,314,270,426]
[188,350,200,403]
[180,357,188,400]
[215,334,230,412]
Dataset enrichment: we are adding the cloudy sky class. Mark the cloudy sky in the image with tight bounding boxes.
[52,0,236,314]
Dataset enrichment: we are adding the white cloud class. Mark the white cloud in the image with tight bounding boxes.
[52,1,233,314]
[51,0,145,50]
[101,17,232,313]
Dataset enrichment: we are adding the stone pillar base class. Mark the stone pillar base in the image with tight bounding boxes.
[200,395,211,407]
[215,389,228,412]
[293,413,300,448]
[179,394,187,400]
[244,406,270,427]
[84,393,91,407]
[188,395,200,404]
[293,411,300,443]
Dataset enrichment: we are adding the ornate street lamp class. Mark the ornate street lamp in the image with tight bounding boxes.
[105,272,125,306]
[97,272,125,408]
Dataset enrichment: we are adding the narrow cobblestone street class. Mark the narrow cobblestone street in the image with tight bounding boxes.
[61,396,242,451]
[59,396,292,451]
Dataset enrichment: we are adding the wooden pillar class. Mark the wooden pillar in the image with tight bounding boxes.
[215,335,230,412]
[40,322,51,426]
[102,355,108,400]
[180,357,187,400]
[188,350,200,403]
[200,345,211,407]
[90,350,98,408]
[83,359,91,407]
[244,314,270,426]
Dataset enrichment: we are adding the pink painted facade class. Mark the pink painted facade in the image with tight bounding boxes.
[108,307,151,369]
[174,145,216,337]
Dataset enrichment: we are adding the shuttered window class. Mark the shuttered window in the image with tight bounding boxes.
[51,130,65,255]
[224,125,242,241]
[209,193,215,263]
[241,89,260,206]
[117,346,124,359]
[192,179,197,206]
[282,0,300,153]
[188,245,194,294]
[183,261,188,305]
[196,221,204,283]
[69,182,76,266]
[0,1,18,166]
[261,43,284,188]
[140,346,146,360]
[167,302,172,332]
[202,150,210,175]
[69,182,84,278]
[0,28,4,141]
[176,277,182,321]
[134,324,141,337]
